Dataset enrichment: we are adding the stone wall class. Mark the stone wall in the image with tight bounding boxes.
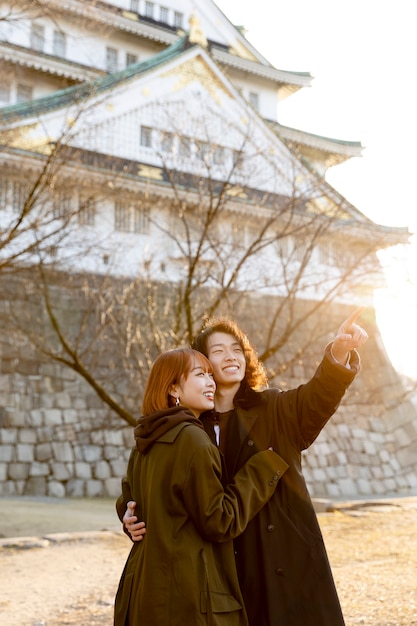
[1,276,417,500]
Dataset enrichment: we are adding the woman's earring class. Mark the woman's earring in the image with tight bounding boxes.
[175,397,180,407]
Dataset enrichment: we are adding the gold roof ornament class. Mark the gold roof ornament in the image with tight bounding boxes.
[188,12,208,48]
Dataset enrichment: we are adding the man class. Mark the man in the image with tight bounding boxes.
[123,308,367,625]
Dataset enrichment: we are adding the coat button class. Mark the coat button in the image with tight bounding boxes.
[267,524,275,532]
[269,480,274,486]
[247,439,254,446]
[275,568,285,576]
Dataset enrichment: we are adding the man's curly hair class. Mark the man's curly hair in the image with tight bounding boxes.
[191,317,268,390]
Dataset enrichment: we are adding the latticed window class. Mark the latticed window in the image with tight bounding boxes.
[161,131,174,153]
[16,84,33,103]
[115,200,150,233]
[174,11,183,28]
[30,24,45,51]
[145,1,154,18]
[126,53,138,67]
[78,194,96,226]
[53,192,72,219]
[249,91,259,111]
[106,47,118,73]
[0,175,9,209]
[130,0,139,11]
[140,126,152,148]
[179,136,191,159]
[53,30,66,57]
[12,180,31,213]
[0,83,11,105]
[134,205,150,234]
[160,6,169,23]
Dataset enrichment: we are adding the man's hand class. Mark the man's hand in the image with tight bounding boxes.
[123,500,147,542]
[331,306,368,365]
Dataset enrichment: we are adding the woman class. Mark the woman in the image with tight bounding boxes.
[114,348,288,626]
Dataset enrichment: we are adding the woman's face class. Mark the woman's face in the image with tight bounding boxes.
[173,361,216,417]
[206,332,246,388]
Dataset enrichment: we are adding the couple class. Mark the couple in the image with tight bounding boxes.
[114,308,368,625]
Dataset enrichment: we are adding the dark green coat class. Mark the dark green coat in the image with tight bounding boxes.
[201,349,359,626]
[115,410,289,626]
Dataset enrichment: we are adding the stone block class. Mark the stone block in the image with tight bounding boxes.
[28,410,43,427]
[24,476,47,496]
[95,460,111,480]
[29,461,50,477]
[338,478,357,496]
[396,442,417,468]
[104,477,122,498]
[35,443,52,462]
[62,409,77,424]
[56,392,72,409]
[18,429,37,444]
[66,479,84,497]
[0,375,10,393]
[52,441,74,462]
[75,462,92,479]
[9,463,29,480]
[43,409,62,426]
[16,444,34,462]
[86,480,103,497]
[0,428,17,444]
[0,463,7,481]
[103,445,120,460]
[47,480,66,498]
[325,482,340,498]
[110,459,128,477]
[81,445,102,463]
[357,479,372,495]
[0,445,14,462]
[51,462,73,481]
[104,430,125,446]
[91,431,105,445]
[394,428,412,448]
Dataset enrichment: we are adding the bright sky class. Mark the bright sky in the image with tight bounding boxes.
[216,0,417,378]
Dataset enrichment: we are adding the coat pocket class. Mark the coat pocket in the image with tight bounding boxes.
[200,591,242,613]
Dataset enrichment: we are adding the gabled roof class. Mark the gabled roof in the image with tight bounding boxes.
[0,36,192,124]
[268,121,364,168]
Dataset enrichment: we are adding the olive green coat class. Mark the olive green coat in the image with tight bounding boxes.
[114,412,288,626]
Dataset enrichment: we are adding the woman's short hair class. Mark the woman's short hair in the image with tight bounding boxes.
[191,317,268,390]
[142,348,213,415]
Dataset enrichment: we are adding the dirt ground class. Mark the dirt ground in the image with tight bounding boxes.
[0,496,416,626]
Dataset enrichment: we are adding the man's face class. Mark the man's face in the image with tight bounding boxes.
[206,332,246,388]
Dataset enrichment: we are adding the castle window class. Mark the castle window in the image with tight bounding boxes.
[0,83,11,105]
[130,0,139,11]
[16,84,33,103]
[126,52,138,67]
[30,24,45,51]
[140,126,152,148]
[160,6,169,23]
[174,11,183,28]
[145,2,154,18]
[12,180,31,213]
[78,195,96,226]
[249,91,259,111]
[115,201,150,234]
[106,47,118,73]
[53,192,72,219]
[53,30,66,57]
[161,131,174,152]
